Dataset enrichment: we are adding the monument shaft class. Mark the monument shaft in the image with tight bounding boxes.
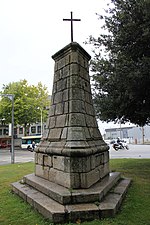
[35,42,109,188]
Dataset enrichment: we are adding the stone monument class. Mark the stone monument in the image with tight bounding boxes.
[12,13,131,224]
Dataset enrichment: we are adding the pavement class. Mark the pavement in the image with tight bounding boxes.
[0,144,150,165]
[0,149,34,165]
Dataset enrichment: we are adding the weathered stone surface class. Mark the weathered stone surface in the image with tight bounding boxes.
[11,174,131,223]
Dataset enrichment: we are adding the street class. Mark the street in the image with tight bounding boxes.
[110,144,150,159]
[0,144,150,165]
[0,149,34,165]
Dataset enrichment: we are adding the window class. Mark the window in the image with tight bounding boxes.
[31,126,36,134]
[0,129,2,135]
[14,128,17,135]
[19,127,23,134]
[3,129,8,135]
[37,126,41,134]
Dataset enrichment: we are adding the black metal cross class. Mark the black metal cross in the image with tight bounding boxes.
[63,12,81,42]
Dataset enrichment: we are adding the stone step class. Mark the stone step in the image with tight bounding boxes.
[23,172,121,204]
[11,177,131,224]
[12,181,66,224]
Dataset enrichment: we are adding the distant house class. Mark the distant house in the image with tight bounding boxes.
[0,122,46,148]
[104,126,134,140]
[104,125,150,144]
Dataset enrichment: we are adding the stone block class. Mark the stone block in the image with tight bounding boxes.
[89,127,102,139]
[67,127,86,141]
[49,104,55,116]
[57,58,65,70]
[48,168,80,188]
[78,54,85,67]
[70,51,78,63]
[63,89,69,101]
[98,163,110,180]
[80,168,100,188]
[54,62,58,72]
[103,151,109,163]
[69,87,82,100]
[36,153,44,165]
[48,128,62,140]
[67,203,99,222]
[53,155,65,171]
[95,153,104,167]
[84,90,93,104]
[84,127,91,139]
[79,67,90,81]
[44,155,52,167]
[64,101,69,114]
[35,152,38,164]
[64,140,90,150]
[54,69,63,82]
[70,156,91,173]
[85,115,96,128]
[64,54,70,65]
[61,127,68,139]
[52,82,57,93]
[70,63,79,75]
[55,102,64,115]
[69,100,85,113]
[85,102,95,116]
[55,115,66,128]
[49,116,56,128]
[69,113,86,127]
[35,164,44,177]
[57,78,67,92]
[90,155,96,170]
[54,91,63,104]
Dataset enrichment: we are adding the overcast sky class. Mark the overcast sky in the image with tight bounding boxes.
[0,0,133,133]
[0,0,110,92]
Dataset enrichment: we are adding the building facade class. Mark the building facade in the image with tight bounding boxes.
[104,125,150,144]
[0,122,46,148]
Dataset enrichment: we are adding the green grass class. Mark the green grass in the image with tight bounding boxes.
[0,159,150,225]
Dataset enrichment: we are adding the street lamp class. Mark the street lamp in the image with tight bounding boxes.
[37,107,43,135]
[0,94,15,164]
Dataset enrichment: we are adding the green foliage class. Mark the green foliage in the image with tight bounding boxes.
[0,80,50,134]
[88,0,150,126]
[0,159,150,225]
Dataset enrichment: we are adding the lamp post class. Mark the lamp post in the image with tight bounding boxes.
[38,107,43,135]
[1,94,15,164]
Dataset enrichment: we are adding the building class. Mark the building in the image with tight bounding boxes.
[0,122,46,148]
[104,125,150,144]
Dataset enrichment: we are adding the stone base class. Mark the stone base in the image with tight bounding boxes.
[35,151,110,189]
[11,172,131,224]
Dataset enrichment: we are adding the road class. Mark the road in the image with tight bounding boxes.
[109,144,150,159]
[0,149,34,165]
[0,144,150,165]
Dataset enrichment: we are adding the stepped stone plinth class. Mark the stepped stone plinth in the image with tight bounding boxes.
[12,42,131,224]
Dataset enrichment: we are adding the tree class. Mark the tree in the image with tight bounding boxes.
[0,80,50,135]
[88,0,150,126]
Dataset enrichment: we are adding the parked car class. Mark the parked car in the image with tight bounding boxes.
[0,143,11,148]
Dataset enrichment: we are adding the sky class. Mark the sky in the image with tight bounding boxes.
[0,0,133,133]
[0,0,109,92]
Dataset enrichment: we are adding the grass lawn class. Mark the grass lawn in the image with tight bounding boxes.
[0,159,150,225]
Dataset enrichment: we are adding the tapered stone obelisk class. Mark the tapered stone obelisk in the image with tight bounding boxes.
[12,42,131,224]
[35,42,109,188]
